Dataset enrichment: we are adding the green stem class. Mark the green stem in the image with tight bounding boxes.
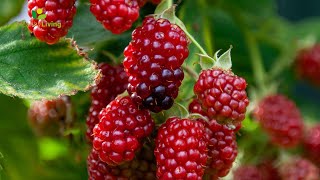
[184,30,209,56]
[167,0,173,7]
[182,65,199,80]
[244,31,267,92]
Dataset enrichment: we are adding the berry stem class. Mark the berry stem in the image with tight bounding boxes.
[182,65,199,80]
[183,29,210,57]
[244,31,267,92]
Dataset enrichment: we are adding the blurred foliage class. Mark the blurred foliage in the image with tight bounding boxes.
[1,0,320,179]
[0,0,24,25]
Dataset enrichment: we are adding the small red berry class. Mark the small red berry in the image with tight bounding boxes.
[296,44,320,86]
[124,16,189,112]
[279,157,319,180]
[86,63,128,143]
[189,99,238,178]
[92,96,154,166]
[154,117,208,180]
[254,94,303,148]
[27,0,77,44]
[28,96,73,136]
[87,146,156,180]
[303,125,320,166]
[233,165,263,180]
[194,68,249,125]
[90,0,140,34]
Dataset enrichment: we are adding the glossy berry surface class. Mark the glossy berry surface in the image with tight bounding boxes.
[154,117,207,180]
[296,44,320,86]
[280,158,319,180]
[28,96,71,136]
[87,146,156,180]
[86,63,128,142]
[189,99,238,178]
[90,0,140,34]
[233,165,263,180]
[254,94,303,148]
[303,125,320,166]
[27,0,77,44]
[92,96,154,166]
[124,16,189,113]
[194,68,249,125]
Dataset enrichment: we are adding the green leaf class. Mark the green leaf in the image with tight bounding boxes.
[199,54,215,70]
[214,46,233,70]
[0,21,99,100]
[67,3,128,46]
[0,0,24,25]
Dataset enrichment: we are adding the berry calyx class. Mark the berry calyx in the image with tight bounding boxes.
[90,0,140,34]
[194,68,249,125]
[254,94,303,148]
[27,0,77,44]
[92,96,154,166]
[86,63,128,143]
[154,117,207,179]
[124,16,189,112]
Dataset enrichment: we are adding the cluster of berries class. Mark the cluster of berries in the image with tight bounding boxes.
[27,0,162,44]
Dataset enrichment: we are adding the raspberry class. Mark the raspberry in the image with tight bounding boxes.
[253,94,303,148]
[92,96,154,166]
[296,44,320,86]
[189,99,238,178]
[87,145,156,180]
[90,0,140,34]
[137,0,147,7]
[194,68,249,125]
[86,63,128,142]
[154,117,207,179]
[124,17,189,112]
[28,96,72,136]
[279,157,320,180]
[233,165,263,180]
[303,125,320,166]
[27,0,76,44]
[257,160,280,180]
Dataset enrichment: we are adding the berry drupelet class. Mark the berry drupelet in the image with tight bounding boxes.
[123,16,189,113]
[90,0,140,34]
[194,68,249,125]
[86,63,128,143]
[92,96,154,166]
[27,0,77,44]
[154,117,207,180]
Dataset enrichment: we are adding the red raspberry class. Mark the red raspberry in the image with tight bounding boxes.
[279,157,319,180]
[233,165,263,180]
[27,0,76,44]
[137,0,147,7]
[90,0,140,34]
[194,68,249,125]
[254,94,303,148]
[296,44,320,86]
[124,17,189,112]
[28,96,73,136]
[189,99,238,178]
[154,117,207,179]
[257,160,280,180]
[303,125,320,166]
[86,63,128,143]
[87,146,156,180]
[92,96,154,166]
